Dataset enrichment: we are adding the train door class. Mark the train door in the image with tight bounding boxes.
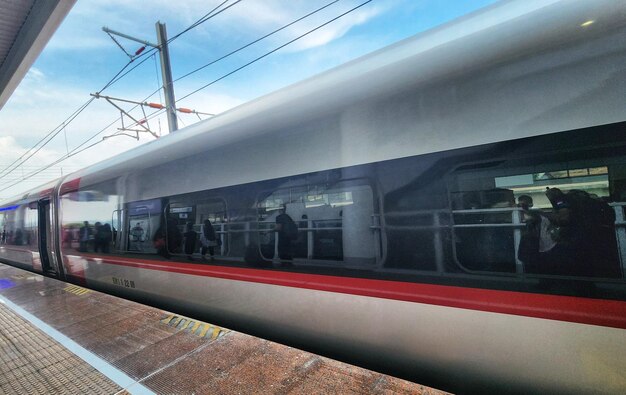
[37,199,56,276]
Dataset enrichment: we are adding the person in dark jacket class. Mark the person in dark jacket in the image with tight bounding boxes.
[183,222,197,261]
[200,219,217,262]
[275,206,296,265]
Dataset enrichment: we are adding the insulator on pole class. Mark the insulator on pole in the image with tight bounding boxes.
[135,46,146,56]
[138,119,147,124]
[177,107,192,113]
[147,102,165,109]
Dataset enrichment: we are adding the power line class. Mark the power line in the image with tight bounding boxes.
[119,0,343,126]
[168,0,234,41]
[1,0,369,195]
[174,0,341,83]
[0,141,101,194]
[105,1,370,128]
[75,0,243,139]
[101,0,244,93]
[0,1,241,187]
[0,97,96,182]
[0,116,124,195]
[179,0,373,103]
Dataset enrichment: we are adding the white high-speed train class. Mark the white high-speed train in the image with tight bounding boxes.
[2,1,626,393]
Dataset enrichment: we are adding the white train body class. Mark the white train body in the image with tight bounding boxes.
[2,1,626,393]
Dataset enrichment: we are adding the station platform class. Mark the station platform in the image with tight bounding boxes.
[0,263,447,394]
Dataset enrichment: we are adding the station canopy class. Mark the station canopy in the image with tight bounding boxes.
[0,0,75,110]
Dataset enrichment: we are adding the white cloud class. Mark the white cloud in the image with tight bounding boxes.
[1,0,445,200]
[281,5,384,52]
[46,1,386,53]
[26,67,45,81]
[0,136,70,199]
[0,72,246,199]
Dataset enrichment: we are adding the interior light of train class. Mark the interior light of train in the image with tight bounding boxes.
[581,20,595,27]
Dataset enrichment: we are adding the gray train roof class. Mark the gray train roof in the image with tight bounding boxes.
[7,0,626,201]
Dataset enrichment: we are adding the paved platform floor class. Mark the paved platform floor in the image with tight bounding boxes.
[0,263,449,394]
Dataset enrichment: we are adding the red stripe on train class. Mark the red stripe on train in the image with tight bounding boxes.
[75,254,626,330]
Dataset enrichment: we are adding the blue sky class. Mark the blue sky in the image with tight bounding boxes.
[0,0,496,199]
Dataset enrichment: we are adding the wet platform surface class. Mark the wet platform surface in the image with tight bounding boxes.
[0,263,448,394]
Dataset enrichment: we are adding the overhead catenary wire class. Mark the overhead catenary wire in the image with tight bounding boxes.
[112,1,370,129]
[153,53,163,104]
[168,0,234,42]
[81,0,242,130]
[99,1,240,93]
[174,0,341,84]
[80,0,244,137]
[112,0,371,131]
[0,29,142,181]
[0,139,104,194]
[178,0,373,103]
[0,115,123,194]
[121,0,344,126]
[0,0,244,190]
[2,0,371,195]
[101,0,244,92]
[0,96,96,181]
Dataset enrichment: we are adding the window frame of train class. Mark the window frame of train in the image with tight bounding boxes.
[0,200,39,268]
[445,144,626,281]
[164,196,228,258]
[254,177,382,268]
[122,198,164,254]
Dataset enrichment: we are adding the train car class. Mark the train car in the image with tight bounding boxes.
[2,0,626,393]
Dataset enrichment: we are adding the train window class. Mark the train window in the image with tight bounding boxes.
[126,199,162,254]
[24,202,38,248]
[0,203,37,247]
[160,197,229,260]
[381,157,451,273]
[256,179,378,266]
[196,199,227,256]
[494,166,609,209]
[449,159,623,279]
[0,201,40,269]
[59,180,119,256]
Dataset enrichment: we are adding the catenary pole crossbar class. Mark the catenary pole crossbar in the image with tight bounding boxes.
[101,24,178,133]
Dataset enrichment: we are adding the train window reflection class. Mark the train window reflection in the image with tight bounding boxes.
[495,167,609,209]
[451,160,621,278]
[60,182,119,255]
[256,180,377,266]
[196,199,227,256]
[126,199,161,254]
[161,198,228,260]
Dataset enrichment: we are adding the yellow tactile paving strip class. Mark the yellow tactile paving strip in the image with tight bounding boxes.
[63,284,92,296]
[0,303,122,394]
[0,263,450,395]
[160,313,228,339]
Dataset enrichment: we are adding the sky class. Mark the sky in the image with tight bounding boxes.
[0,0,497,200]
